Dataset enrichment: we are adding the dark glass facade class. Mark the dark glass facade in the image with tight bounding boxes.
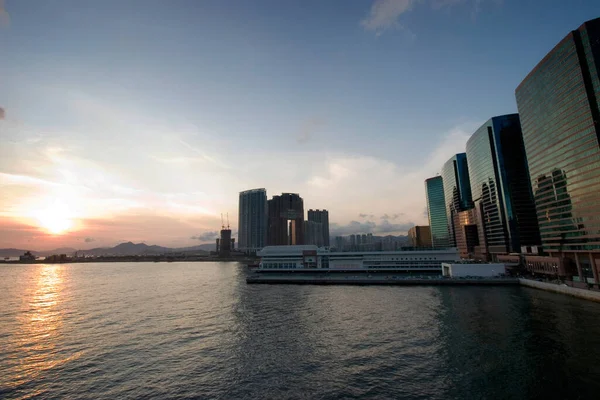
[425,176,450,248]
[515,18,600,254]
[466,114,540,255]
[441,153,473,246]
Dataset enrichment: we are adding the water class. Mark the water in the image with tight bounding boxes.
[2,262,600,400]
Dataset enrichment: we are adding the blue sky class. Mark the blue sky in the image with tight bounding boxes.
[0,0,598,249]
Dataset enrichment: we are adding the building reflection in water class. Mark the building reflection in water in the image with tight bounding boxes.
[7,264,80,390]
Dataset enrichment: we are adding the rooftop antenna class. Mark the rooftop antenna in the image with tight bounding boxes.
[221,213,225,229]
[226,213,230,229]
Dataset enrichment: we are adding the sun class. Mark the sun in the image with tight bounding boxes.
[35,200,74,235]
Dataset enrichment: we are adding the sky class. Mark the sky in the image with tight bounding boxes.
[0,0,599,250]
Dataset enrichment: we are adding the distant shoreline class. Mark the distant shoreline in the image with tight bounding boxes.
[1,257,257,265]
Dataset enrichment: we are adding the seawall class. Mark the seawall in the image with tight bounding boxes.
[246,276,519,286]
[519,278,600,303]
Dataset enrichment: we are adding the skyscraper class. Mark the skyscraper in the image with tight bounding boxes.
[441,153,473,246]
[267,193,304,246]
[307,209,330,246]
[238,188,268,253]
[466,114,540,256]
[303,220,324,247]
[515,18,600,279]
[425,176,450,248]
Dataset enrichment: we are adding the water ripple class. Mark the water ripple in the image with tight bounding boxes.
[2,263,600,399]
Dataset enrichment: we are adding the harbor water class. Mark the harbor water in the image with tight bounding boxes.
[2,262,600,399]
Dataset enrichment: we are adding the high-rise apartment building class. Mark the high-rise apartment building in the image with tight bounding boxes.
[267,193,304,246]
[303,220,324,247]
[238,188,268,252]
[441,153,473,247]
[425,176,451,247]
[408,225,432,248]
[466,114,541,256]
[515,18,600,281]
[307,209,330,246]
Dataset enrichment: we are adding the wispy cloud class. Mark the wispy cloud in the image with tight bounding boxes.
[330,220,415,236]
[361,0,415,34]
[191,231,219,242]
[361,0,501,35]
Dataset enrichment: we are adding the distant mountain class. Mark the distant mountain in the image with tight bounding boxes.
[0,248,32,258]
[78,242,210,256]
[0,242,210,258]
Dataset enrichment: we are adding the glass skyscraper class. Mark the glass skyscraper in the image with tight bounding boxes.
[440,153,473,246]
[515,18,600,260]
[238,188,268,252]
[425,176,450,248]
[466,114,540,256]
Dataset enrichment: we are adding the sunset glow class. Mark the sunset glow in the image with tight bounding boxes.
[33,200,74,235]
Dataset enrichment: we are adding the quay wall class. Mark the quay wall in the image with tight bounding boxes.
[519,279,600,303]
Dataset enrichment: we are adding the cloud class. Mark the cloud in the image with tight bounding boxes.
[297,117,326,144]
[0,0,9,28]
[360,0,501,35]
[360,0,415,34]
[191,231,219,242]
[330,220,414,236]
[304,120,478,229]
[84,237,95,243]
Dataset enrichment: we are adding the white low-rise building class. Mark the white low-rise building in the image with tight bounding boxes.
[257,245,460,272]
[441,262,506,278]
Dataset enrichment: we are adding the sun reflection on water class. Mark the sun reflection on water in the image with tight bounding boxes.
[5,264,82,390]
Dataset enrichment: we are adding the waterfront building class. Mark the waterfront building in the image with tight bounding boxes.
[307,209,330,246]
[441,153,473,247]
[515,18,600,285]
[425,176,451,248]
[267,193,304,246]
[303,220,324,247]
[257,245,459,274]
[452,209,480,259]
[466,115,541,257]
[441,262,506,278]
[238,188,268,253]
[407,226,432,248]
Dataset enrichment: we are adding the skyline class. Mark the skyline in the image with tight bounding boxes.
[1,1,599,250]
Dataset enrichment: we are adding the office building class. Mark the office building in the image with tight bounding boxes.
[515,18,600,284]
[441,153,473,247]
[408,226,432,248]
[303,220,324,247]
[453,209,480,259]
[267,193,304,246]
[307,209,330,246]
[425,176,451,247]
[466,114,541,257]
[238,188,268,252]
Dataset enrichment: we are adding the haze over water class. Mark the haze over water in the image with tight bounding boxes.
[2,262,600,399]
